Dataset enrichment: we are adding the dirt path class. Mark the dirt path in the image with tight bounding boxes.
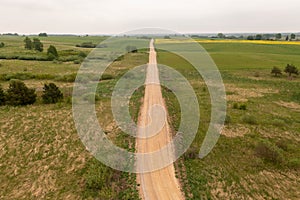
[136,39,184,200]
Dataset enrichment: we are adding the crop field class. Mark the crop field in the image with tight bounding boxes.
[0,35,299,199]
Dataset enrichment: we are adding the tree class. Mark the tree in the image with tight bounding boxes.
[291,33,296,40]
[286,35,289,41]
[275,33,282,40]
[247,35,254,40]
[255,34,262,40]
[6,80,36,106]
[47,45,58,60]
[284,64,299,78]
[42,83,63,104]
[0,42,4,48]
[0,85,5,106]
[39,33,48,37]
[32,38,43,52]
[217,33,225,38]
[24,37,32,50]
[271,66,282,77]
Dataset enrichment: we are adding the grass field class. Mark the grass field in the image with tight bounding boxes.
[157,40,300,199]
[0,35,299,199]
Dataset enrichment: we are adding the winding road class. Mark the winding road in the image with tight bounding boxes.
[136,39,185,200]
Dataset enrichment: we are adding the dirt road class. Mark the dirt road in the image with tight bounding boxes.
[136,39,184,200]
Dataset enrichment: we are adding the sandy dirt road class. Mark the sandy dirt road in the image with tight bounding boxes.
[136,39,184,200]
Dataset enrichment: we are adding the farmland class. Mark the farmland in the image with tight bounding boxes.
[0,35,299,199]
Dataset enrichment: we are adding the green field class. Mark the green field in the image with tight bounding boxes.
[0,35,299,199]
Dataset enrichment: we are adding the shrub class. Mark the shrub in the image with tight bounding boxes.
[0,42,4,48]
[6,80,36,106]
[233,103,239,109]
[242,114,257,125]
[42,83,63,104]
[0,85,6,105]
[78,51,87,58]
[288,158,300,169]
[76,42,96,48]
[239,104,247,110]
[32,38,43,52]
[255,140,283,164]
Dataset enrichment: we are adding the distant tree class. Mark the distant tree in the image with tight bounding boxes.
[0,42,4,48]
[32,38,43,52]
[284,64,299,78]
[164,35,171,39]
[24,37,33,50]
[126,45,138,53]
[247,35,254,40]
[271,66,282,77]
[0,85,5,106]
[6,80,36,106]
[275,33,282,40]
[38,33,48,37]
[217,33,225,38]
[47,45,58,60]
[42,83,63,104]
[255,34,262,40]
[286,35,289,41]
[291,33,296,40]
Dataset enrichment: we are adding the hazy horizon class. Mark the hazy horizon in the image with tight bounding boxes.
[1,0,300,35]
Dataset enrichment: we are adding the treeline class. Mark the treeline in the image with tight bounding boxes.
[0,81,63,106]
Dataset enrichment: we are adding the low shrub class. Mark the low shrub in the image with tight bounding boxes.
[239,104,247,110]
[242,114,257,125]
[233,103,239,109]
[0,85,5,105]
[255,140,283,164]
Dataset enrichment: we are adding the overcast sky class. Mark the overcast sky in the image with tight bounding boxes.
[1,0,299,34]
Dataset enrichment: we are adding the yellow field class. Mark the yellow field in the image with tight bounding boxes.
[155,38,300,45]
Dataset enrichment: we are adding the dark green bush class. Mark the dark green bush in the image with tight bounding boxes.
[0,85,6,105]
[0,42,5,48]
[239,104,247,110]
[42,83,63,104]
[6,80,36,106]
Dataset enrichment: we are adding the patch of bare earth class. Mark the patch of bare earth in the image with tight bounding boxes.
[226,84,278,102]
[221,124,250,138]
[275,101,300,112]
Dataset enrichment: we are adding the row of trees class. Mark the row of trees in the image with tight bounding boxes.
[24,37,59,60]
[271,64,299,78]
[0,81,63,106]
[247,33,297,41]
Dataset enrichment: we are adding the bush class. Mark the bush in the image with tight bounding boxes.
[42,83,63,104]
[0,42,4,48]
[233,103,239,109]
[78,51,87,58]
[224,114,231,125]
[0,85,6,105]
[6,80,36,106]
[255,140,283,164]
[242,114,257,125]
[239,104,247,110]
[76,42,96,48]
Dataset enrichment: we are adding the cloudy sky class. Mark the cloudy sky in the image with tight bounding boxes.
[1,0,299,34]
